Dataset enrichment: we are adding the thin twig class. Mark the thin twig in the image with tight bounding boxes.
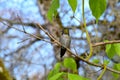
[35,23,61,45]
[17,38,31,44]
[92,40,120,47]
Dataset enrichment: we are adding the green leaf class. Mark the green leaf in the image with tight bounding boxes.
[112,63,120,79]
[92,59,100,64]
[113,43,120,56]
[112,72,119,80]
[105,43,120,59]
[63,58,77,71]
[89,0,107,23]
[103,60,110,65]
[49,72,64,80]
[47,0,59,22]
[54,62,61,70]
[68,0,77,13]
[68,73,90,80]
[48,62,61,79]
[105,44,115,59]
[113,63,120,71]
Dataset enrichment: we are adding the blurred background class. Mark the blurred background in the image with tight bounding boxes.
[0,0,120,80]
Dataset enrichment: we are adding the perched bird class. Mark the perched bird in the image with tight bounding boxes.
[60,29,71,58]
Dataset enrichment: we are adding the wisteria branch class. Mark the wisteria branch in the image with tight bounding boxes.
[92,40,120,47]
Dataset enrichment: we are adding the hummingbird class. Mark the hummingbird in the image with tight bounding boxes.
[60,29,71,58]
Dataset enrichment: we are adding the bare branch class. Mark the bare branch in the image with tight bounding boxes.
[92,40,120,47]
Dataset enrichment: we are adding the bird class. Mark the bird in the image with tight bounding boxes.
[60,29,71,58]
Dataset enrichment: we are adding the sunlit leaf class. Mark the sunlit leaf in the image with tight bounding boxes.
[89,0,107,23]
[63,58,77,71]
[48,62,61,79]
[92,59,100,64]
[106,43,120,59]
[68,73,90,80]
[47,0,59,22]
[113,43,120,56]
[112,63,120,79]
[68,0,77,13]
[105,44,115,59]
[114,63,120,71]
[103,60,110,65]
[49,72,64,80]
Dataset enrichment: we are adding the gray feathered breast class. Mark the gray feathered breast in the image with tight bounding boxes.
[60,34,71,48]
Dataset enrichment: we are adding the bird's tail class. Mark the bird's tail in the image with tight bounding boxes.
[60,47,66,58]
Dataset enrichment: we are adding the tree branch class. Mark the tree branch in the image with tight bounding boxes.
[92,40,120,47]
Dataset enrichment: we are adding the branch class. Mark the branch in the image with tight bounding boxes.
[92,40,120,47]
[0,17,112,29]
[0,17,37,28]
